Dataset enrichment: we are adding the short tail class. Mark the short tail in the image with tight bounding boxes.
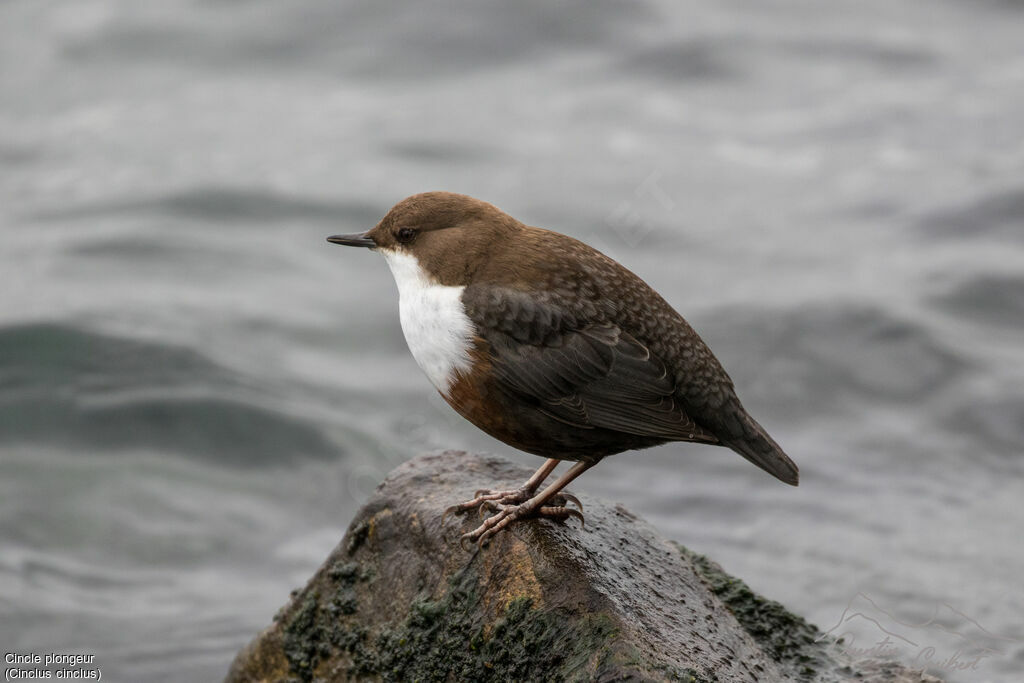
[724,413,799,486]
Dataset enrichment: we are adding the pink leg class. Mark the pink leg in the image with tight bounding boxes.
[444,458,561,516]
[459,460,594,547]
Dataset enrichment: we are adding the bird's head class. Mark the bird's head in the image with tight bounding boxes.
[328,191,519,287]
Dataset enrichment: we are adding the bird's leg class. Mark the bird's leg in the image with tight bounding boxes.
[444,458,560,518]
[460,461,594,547]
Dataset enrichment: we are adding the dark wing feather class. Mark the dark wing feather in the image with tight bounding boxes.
[469,287,717,443]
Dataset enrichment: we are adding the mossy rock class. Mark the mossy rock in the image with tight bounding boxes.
[227,452,941,683]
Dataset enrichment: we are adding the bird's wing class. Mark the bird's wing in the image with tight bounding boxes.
[462,286,718,443]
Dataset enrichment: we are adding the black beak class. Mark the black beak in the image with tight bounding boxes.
[326,232,376,248]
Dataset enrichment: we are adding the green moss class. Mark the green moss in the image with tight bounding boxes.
[345,519,371,555]
[283,561,622,682]
[678,667,714,683]
[280,559,377,682]
[328,560,362,583]
[613,651,721,683]
[333,590,359,616]
[281,591,329,683]
[291,545,818,682]
[334,624,379,678]
[375,590,618,683]
[678,545,823,681]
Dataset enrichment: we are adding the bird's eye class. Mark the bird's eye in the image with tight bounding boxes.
[396,227,416,243]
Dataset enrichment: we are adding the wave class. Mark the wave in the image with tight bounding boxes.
[0,323,337,466]
[931,273,1024,329]
[384,140,497,164]
[775,36,935,69]
[614,35,933,84]
[699,302,967,418]
[60,0,651,80]
[32,187,381,226]
[615,39,740,81]
[946,394,1024,458]
[917,187,1024,242]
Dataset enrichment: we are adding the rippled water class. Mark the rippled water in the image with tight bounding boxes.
[2,1,1023,681]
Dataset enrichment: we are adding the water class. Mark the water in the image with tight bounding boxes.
[2,1,1023,680]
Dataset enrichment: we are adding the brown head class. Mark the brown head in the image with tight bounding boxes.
[327,191,521,286]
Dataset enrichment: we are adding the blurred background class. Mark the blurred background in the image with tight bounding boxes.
[2,0,1023,680]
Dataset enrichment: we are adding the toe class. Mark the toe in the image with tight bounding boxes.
[558,492,583,512]
[537,505,585,527]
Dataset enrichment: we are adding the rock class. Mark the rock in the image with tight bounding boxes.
[227,451,940,683]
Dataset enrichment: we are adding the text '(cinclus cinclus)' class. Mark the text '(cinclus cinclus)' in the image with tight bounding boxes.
[328,191,798,547]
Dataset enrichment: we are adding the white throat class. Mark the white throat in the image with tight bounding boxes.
[380,249,474,393]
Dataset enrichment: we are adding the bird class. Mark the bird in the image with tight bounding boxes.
[327,191,798,546]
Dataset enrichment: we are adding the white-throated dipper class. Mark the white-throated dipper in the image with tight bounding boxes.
[328,191,798,546]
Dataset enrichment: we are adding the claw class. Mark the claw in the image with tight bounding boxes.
[537,505,585,528]
[457,503,519,547]
[446,487,531,518]
[559,492,583,512]
[440,504,460,528]
[445,460,595,548]
[453,499,587,550]
[479,500,497,519]
[474,514,513,547]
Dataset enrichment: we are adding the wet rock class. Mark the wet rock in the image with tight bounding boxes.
[226,451,940,682]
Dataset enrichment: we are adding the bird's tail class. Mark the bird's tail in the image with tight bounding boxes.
[723,411,799,486]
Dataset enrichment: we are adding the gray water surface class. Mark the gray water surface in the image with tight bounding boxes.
[2,1,1023,681]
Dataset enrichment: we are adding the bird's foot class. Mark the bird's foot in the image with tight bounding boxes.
[457,499,585,549]
[443,487,583,524]
[444,486,534,517]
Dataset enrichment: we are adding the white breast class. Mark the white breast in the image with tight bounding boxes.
[380,249,475,393]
